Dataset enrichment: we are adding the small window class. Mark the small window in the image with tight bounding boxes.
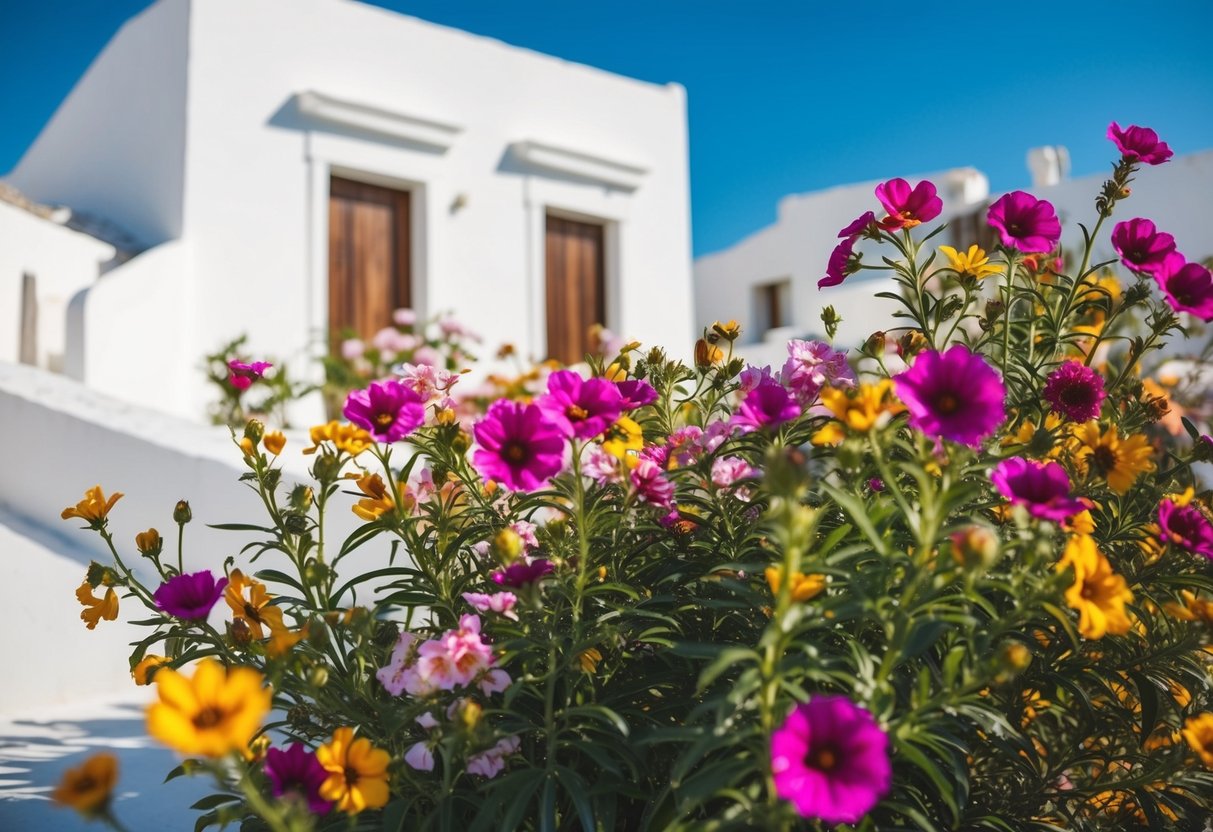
[950,207,998,252]
[754,279,791,337]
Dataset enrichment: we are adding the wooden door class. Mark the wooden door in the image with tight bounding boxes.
[328,176,411,344]
[545,215,605,364]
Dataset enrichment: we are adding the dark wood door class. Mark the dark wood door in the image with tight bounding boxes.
[545,215,605,364]
[328,176,411,344]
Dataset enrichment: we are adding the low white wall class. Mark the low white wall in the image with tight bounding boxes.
[0,361,379,713]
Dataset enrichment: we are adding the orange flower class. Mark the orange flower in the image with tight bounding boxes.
[263,431,286,455]
[765,567,826,602]
[225,569,285,640]
[132,655,169,686]
[61,486,123,527]
[51,752,118,816]
[76,580,118,630]
[317,727,391,814]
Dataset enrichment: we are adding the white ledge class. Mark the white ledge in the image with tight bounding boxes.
[511,139,647,190]
[295,90,462,150]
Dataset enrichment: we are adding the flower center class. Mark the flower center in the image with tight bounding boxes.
[374,412,396,430]
[1091,446,1118,475]
[192,706,225,730]
[344,766,360,788]
[567,405,589,421]
[74,776,96,793]
[1081,583,1097,600]
[1059,386,1091,406]
[935,393,959,415]
[244,602,263,622]
[502,441,528,463]
[807,746,838,771]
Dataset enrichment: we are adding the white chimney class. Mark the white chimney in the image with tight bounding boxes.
[1027,146,1071,188]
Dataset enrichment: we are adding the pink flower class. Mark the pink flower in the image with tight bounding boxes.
[990,458,1085,522]
[771,696,891,824]
[986,191,1061,254]
[667,425,705,467]
[393,308,418,327]
[228,360,272,391]
[1107,122,1173,165]
[738,365,774,393]
[1111,218,1178,276]
[477,668,512,696]
[875,178,943,230]
[731,378,801,433]
[894,345,1005,447]
[466,736,521,779]
[413,345,441,366]
[492,558,554,588]
[630,458,675,508]
[536,370,624,439]
[711,456,755,488]
[838,211,877,238]
[1157,261,1213,321]
[376,631,422,696]
[340,339,365,360]
[1042,361,1106,423]
[462,591,519,621]
[582,444,623,485]
[343,379,426,443]
[510,520,540,550]
[616,379,658,410]
[781,341,854,405]
[472,400,567,491]
[404,742,434,772]
[818,236,857,289]
[1159,498,1213,559]
[397,363,459,401]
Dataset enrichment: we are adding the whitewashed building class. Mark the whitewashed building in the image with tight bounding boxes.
[3,0,694,421]
[694,149,1213,366]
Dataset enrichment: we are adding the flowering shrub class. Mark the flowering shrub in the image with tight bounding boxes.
[63,123,1213,830]
[205,334,316,428]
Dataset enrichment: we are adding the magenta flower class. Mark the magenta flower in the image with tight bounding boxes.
[1042,361,1107,423]
[472,400,566,491]
[228,360,272,391]
[463,591,519,621]
[818,236,858,289]
[1111,218,1178,276]
[838,211,877,238]
[630,458,675,508]
[893,345,1005,447]
[1158,498,1213,559]
[536,370,624,439]
[492,558,555,588]
[732,378,801,432]
[154,570,228,621]
[1157,261,1213,321]
[616,379,659,410]
[264,744,332,815]
[781,340,855,405]
[986,191,1061,254]
[875,178,942,230]
[343,379,425,443]
[990,458,1085,522]
[770,696,891,825]
[1107,122,1173,166]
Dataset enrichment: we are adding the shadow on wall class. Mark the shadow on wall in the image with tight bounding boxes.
[0,699,211,830]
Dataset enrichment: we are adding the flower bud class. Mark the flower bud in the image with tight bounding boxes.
[1000,642,1032,673]
[694,338,723,368]
[450,431,471,455]
[230,617,252,646]
[263,431,286,456]
[284,512,309,535]
[493,528,524,565]
[243,419,265,444]
[135,528,163,558]
[311,453,343,484]
[896,330,928,360]
[86,561,117,588]
[950,525,1000,570]
[308,666,329,688]
[289,484,314,511]
[864,331,887,356]
[712,320,741,342]
[173,500,192,525]
[458,700,482,730]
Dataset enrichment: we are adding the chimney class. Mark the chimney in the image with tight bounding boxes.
[1027,146,1071,188]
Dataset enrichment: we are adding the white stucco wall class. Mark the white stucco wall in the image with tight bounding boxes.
[6,0,694,422]
[0,202,114,370]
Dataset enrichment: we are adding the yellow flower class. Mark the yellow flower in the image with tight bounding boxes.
[1071,422,1154,494]
[1066,509,1095,536]
[266,625,306,658]
[1183,713,1213,767]
[225,569,285,640]
[765,567,827,602]
[135,528,162,557]
[51,752,118,816]
[694,338,724,367]
[603,362,627,382]
[1001,412,1065,458]
[351,473,395,521]
[1059,535,1133,639]
[263,431,286,456]
[712,319,742,341]
[939,244,1002,280]
[76,580,118,630]
[1164,589,1213,625]
[303,421,372,456]
[132,655,169,686]
[146,658,271,757]
[317,727,391,814]
[578,647,603,673]
[812,380,902,444]
[602,416,644,467]
[61,485,123,527]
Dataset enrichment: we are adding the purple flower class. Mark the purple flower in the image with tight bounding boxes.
[472,400,566,492]
[264,744,331,815]
[731,378,801,433]
[1159,498,1213,559]
[838,211,876,238]
[1042,361,1107,423]
[1111,218,1178,276]
[893,345,1005,447]
[228,360,272,391]
[781,340,855,405]
[818,236,857,289]
[1107,122,1173,166]
[631,458,675,508]
[154,570,228,621]
[770,696,891,825]
[536,370,624,439]
[343,379,425,443]
[875,178,943,230]
[616,379,658,410]
[492,558,554,588]
[990,458,1085,522]
[1157,261,1213,321]
[986,191,1061,254]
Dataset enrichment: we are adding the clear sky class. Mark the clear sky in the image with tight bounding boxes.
[3,1,1211,256]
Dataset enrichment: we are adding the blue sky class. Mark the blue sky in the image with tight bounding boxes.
[3,1,1212,256]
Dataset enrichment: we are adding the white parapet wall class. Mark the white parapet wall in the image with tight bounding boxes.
[0,361,377,714]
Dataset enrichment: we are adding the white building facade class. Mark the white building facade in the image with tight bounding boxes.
[4,0,694,420]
